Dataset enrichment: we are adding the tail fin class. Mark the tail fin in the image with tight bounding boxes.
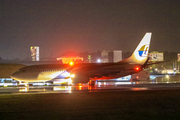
[121,33,152,64]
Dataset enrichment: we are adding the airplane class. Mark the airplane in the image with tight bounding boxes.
[11,32,152,86]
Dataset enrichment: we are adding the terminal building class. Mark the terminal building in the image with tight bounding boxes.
[57,56,83,64]
[56,52,83,64]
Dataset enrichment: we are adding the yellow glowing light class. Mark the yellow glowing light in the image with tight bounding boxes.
[25,83,28,87]
[166,75,169,78]
[88,86,92,90]
[69,61,74,66]
[78,86,82,90]
[70,74,75,78]
[19,88,28,92]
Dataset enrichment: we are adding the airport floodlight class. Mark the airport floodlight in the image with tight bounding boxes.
[69,61,74,66]
[97,59,101,63]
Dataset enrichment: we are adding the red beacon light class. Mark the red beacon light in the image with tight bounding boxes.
[135,67,140,71]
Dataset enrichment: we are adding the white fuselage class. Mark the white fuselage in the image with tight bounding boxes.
[11,63,142,83]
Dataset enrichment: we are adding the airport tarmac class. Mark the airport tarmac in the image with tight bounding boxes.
[1,81,180,94]
[1,81,180,120]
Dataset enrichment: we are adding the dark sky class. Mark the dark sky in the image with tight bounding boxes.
[0,0,180,59]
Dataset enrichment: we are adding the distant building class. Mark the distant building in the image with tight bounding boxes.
[178,53,180,61]
[109,50,122,62]
[30,46,39,61]
[40,57,56,61]
[148,51,164,61]
[101,50,122,63]
[101,50,109,63]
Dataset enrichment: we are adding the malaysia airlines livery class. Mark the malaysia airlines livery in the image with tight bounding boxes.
[11,33,152,85]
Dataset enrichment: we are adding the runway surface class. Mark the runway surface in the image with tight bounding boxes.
[1,81,180,120]
[1,81,180,94]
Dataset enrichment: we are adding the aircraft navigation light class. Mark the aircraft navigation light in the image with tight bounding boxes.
[135,67,140,71]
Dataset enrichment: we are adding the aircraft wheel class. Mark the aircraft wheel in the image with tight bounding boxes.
[88,80,95,86]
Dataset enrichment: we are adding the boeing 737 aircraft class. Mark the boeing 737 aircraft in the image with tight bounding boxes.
[11,33,152,86]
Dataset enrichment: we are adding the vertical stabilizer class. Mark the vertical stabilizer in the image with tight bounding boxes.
[121,33,152,64]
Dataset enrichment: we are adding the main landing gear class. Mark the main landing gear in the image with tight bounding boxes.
[88,80,95,86]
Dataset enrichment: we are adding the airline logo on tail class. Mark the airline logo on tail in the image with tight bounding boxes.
[118,32,151,63]
[138,44,149,57]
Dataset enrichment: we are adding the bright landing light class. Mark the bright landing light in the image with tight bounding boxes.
[70,74,75,78]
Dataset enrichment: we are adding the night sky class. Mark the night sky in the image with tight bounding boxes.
[0,0,180,59]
